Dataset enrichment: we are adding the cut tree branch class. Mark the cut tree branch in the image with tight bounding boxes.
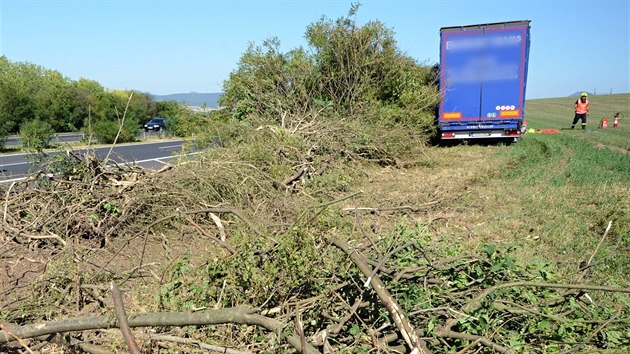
[0,305,320,354]
[110,282,141,354]
[342,199,442,214]
[332,237,431,354]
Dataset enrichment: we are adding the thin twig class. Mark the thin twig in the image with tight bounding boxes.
[558,309,621,354]
[296,191,362,227]
[364,241,415,288]
[579,220,613,282]
[260,281,351,316]
[150,334,252,354]
[184,207,262,236]
[103,92,133,164]
[330,294,364,334]
[342,199,442,213]
[438,329,509,353]
[182,213,235,254]
[493,299,630,324]
[27,232,67,247]
[438,280,630,352]
[283,167,307,186]
[3,181,16,225]
[295,306,307,354]
[455,337,483,354]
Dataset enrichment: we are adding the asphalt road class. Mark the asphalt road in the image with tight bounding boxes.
[5,131,165,147]
[0,140,196,183]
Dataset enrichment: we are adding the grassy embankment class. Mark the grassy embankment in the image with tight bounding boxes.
[431,93,630,281]
[526,93,630,150]
[363,93,630,276]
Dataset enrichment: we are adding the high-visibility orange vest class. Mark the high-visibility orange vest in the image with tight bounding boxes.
[575,99,589,114]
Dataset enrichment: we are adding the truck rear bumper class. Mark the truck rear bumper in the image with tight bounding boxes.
[441,130,521,140]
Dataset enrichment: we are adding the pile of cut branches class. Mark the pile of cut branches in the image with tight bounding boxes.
[1,133,629,353]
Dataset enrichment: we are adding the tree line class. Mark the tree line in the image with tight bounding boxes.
[0,56,183,148]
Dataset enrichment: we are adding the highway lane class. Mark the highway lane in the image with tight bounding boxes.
[0,140,195,182]
[4,131,167,147]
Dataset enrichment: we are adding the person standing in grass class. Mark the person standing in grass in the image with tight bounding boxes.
[571,92,590,129]
[613,112,622,128]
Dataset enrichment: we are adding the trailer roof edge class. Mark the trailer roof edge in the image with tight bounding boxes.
[440,20,531,32]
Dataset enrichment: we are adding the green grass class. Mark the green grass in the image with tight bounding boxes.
[525,93,630,151]
[493,95,630,286]
[506,134,630,186]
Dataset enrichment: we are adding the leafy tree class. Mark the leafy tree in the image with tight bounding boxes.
[305,3,399,113]
[91,118,138,144]
[305,3,440,120]
[154,100,182,118]
[0,57,161,136]
[153,101,198,136]
[111,90,153,126]
[19,120,55,151]
[33,70,83,132]
[220,38,317,122]
[73,78,108,123]
[0,57,38,132]
[91,120,120,144]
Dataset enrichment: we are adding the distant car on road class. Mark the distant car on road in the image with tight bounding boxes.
[144,118,167,132]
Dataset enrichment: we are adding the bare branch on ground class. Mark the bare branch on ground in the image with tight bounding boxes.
[0,306,320,354]
[110,282,141,354]
[332,237,431,354]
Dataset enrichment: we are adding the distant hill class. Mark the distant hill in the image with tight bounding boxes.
[152,92,222,108]
[569,91,594,97]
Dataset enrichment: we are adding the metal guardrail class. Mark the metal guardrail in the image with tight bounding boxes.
[3,133,86,147]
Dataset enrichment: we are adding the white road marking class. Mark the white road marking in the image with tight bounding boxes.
[158,145,183,150]
[0,152,201,184]
[133,152,201,164]
[0,161,31,167]
[0,140,184,159]
[0,176,29,183]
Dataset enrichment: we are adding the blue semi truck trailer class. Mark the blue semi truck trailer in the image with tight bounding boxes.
[438,20,531,142]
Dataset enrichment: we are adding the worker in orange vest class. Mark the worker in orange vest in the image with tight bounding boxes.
[571,92,590,130]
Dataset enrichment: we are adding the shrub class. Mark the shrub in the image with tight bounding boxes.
[19,120,55,151]
[0,125,8,150]
[91,119,138,144]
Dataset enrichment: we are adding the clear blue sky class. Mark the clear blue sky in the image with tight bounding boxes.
[1,0,628,99]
